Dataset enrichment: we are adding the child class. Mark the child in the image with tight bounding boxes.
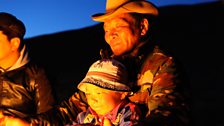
[68,59,142,126]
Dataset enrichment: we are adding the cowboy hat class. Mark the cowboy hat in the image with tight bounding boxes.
[92,0,159,22]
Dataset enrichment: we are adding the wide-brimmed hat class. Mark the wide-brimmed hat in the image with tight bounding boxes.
[92,0,159,22]
[78,59,132,93]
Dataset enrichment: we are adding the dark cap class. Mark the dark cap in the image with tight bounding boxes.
[0,12,26,39]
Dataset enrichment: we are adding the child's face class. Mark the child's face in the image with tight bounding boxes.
[84,84,124,115]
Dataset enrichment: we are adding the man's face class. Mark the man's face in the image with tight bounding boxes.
[84,84,123,115]
[104,13,142,56]
[0,31,13,64]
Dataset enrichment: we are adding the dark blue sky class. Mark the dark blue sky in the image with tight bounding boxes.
[1,0,218,38]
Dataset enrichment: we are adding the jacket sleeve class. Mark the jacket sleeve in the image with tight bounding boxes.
[34,67,56,114]
[144,55,190,125]
[27,91,87,126]
[128,49,190,126]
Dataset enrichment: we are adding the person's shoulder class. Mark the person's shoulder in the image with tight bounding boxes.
[23,60,48,75]
[150,45,179,65]
[143,45,172,62]
[25,59,45,68]
[153,45,170,56]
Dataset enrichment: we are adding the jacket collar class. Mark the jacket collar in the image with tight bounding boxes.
[7,45,30,71]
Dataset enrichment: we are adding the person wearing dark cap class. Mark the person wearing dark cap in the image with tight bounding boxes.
[0,12,56,125]
[67,59,142,126]
[91,0,191,125]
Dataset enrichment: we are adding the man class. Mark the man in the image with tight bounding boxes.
[92,0,191,125]
[0,12,55,125]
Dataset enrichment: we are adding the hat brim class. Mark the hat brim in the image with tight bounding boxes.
[92,1,159,22]
[78,76,131,93]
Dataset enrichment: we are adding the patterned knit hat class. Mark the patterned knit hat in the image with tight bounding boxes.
[78,59,132,93]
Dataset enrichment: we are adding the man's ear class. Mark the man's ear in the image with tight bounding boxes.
[140,18,149,36]
[10,37,20,51]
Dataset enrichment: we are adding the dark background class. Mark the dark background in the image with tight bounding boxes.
[25,1,224,126]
